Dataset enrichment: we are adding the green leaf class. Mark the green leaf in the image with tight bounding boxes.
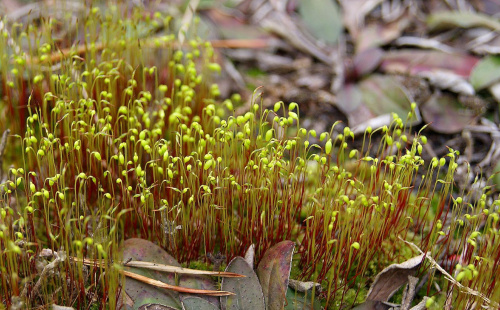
[336,75,413,129]
[427,11,500,32]
[182,297,219,310]
[221,257,265,310]
[256,241,295,310]
[470,55,500,90]
[298,0,342,44]
[122,238,182,310]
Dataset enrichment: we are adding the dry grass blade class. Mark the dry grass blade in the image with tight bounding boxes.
[399,238,500,309]
[122,270,235,296]
[123,260,245,278]
[75,257,244,278]
[72,257,236,296]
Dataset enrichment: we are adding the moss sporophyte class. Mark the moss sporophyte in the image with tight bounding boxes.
[0,2,499,310]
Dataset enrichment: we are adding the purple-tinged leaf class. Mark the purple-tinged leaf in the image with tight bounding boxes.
[221,257,265,310]
[420,94,478,134]
[380,50,480,78]
[182,297,219,310]
[349,47,384,81]
[337,75,413,129]
[256,241,295,310]
[122,238,182,310]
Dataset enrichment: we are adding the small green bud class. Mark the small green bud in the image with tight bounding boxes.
[274,102,281,112]
[265,129,273,141]
[325,140,332,155]
[439,158,446,167]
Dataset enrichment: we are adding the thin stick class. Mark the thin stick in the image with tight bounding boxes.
[399,237,499,309]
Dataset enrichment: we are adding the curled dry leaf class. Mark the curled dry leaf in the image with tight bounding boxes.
[366,253,425,302]
[418,71,474,95]
[288,279,322,293]
[244,244,255,269]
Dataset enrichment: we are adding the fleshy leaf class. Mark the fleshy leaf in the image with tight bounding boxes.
[179,273,221,307]
[420,94,478,134]
[470,55,500,90]
[122,238,182,310]
[256,241,295,310]
[182,297,219,310]
[138,304,178,310]
[221,257,265,310]
[298,0,343,44]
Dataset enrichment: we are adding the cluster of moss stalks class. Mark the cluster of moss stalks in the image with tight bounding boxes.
[0,3,499,309]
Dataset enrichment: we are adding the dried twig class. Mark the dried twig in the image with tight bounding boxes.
[401,276,419,310]
[399,237,500,309]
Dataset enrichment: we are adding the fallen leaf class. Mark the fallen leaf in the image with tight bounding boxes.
[420,94,478,134]
[244,244,255,269]
[380,49,480,77]
[366,254,425,302]
[356,14,411,52]
[350,47,384,80]
[419,71,474,95]
[337,75,414,130]
[288,279,322,293]
[298,0,343,45]
[470,55,500,90]
[339,0,384,39]
[256,241,295,310]
[427,11,500,32]
[351,300,396,310]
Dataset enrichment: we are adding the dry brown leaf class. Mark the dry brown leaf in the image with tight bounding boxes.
[366,254,425,302]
